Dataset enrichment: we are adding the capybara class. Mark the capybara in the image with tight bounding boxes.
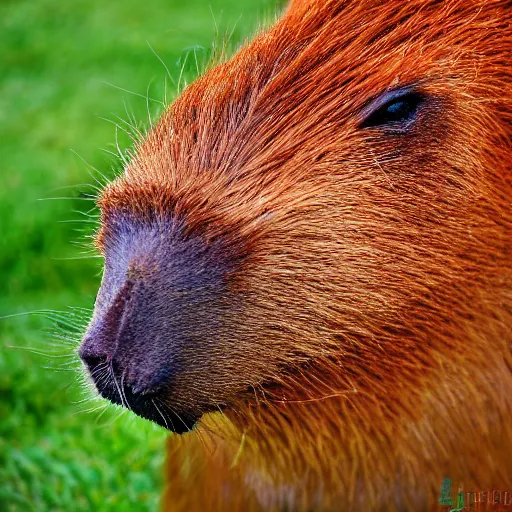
[78,0,512,510]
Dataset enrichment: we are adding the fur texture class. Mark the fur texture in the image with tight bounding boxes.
[82,0,512,510]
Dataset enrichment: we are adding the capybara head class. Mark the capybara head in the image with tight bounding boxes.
[79,0,511,506]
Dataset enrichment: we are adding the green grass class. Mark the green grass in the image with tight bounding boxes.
[0,0,282,509]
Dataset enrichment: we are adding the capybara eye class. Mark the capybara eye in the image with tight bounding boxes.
[360,89,425,130]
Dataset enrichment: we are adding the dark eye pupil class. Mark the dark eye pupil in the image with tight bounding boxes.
[387,100,408,115]
[361,91,424,129]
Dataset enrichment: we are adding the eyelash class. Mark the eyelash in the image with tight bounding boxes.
[360,90,425,130]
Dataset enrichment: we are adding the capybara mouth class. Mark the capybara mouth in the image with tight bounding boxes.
[90,369,200,433]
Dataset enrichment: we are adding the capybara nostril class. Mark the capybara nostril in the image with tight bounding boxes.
[80,278,135,367]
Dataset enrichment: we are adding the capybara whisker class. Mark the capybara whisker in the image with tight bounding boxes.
[100,80,164,105]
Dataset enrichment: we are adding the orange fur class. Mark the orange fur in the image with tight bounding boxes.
[97,0,512,510]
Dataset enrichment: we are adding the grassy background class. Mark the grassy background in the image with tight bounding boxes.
[0,0,282,509]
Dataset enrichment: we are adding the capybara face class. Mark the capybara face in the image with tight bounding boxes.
[79,0,511,446]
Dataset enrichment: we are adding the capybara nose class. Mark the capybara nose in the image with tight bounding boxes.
[78,215,236,430]
[79,275,140,397]
[79,277,135,367]
[78,343,108,374]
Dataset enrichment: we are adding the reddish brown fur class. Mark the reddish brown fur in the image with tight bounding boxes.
[97,0,511,510]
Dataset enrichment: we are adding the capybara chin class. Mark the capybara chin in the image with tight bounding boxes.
[78,0,511,509]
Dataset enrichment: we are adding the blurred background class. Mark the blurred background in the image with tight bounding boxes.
[0,0,282,509]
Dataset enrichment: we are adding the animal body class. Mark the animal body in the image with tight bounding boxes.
[79,0,512,510]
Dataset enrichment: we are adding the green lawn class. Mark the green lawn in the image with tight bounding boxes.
[0,1,282,509]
